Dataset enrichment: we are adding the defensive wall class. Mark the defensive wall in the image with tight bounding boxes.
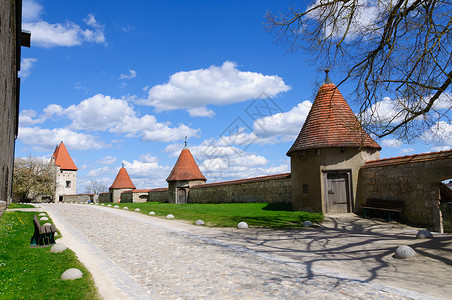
[121,189,150,203]
[63,194,96,203]
[98,192,110,203]
[358,150,452,232]
[187,173,292,204]
[148,188,168,202]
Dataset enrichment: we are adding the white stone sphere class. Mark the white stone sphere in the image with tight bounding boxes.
[237,222,248,229]
[166,214,174,219]
[38,213,46,216]
[195,220,205,226]
[123,207,128,210]
[101,203,105,206]
[107,204,112,207]
[43,223,52,227]
[40,217,49,221]
[61,268,83,280]
[54,232,59,237]
[149,211,155,215]
[134,208,140,212]
[302,221,313,227]
[114,205,119,208]
[416,230,433,239]
[50,243,67,253]
[394,245,416,259]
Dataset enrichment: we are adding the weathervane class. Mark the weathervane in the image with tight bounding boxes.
[184,136,188,147]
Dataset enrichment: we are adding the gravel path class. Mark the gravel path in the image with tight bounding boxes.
[41,203,434,300]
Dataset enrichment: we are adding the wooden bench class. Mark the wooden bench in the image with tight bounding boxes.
[30,215,56,246]
[361,198,404,221]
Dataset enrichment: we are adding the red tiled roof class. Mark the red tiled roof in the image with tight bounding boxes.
[110,167,136,189]
[150,188,168,192]
[166,148,207,182]
[121,189,151,194]
[362,149,452,168]
[52,142,78,170]
[191,173,290,189]
[287,83,380,156]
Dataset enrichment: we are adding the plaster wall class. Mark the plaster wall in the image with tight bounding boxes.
[167,180,205,204]
[110,188,131,203]
[54,168,77,202]
[358,158,452,232]
[290,147,379,212]
[188,177,292,204]
[0,0,18,216]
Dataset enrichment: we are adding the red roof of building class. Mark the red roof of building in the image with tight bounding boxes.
[287,79,380,156]
[362,149,452,168]
[121,189,151,194]
[52,142,78,170]
[110,167,136,189]
[166,148,207,182]
[191,173,290,189]
[150,188,168,192]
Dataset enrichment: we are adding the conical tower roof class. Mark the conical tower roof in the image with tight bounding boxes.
[110,167,136,189]
[52,142,78,170]
[287,71,380,156]
[166,148,207,182]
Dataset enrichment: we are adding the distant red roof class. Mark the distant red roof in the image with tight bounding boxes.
[362,149,452,168]
[121,189,151,194]
[166,148,207,182]
[191,173,290,189]
[110,167,136,189]
[150,188,168,192]
[52,142,78,170]
[287,81,380,156]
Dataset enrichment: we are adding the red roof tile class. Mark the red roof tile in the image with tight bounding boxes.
[191,173,290,189]
[110,167,136,189]
[52,142,78,170]
[362,149,452,168]
[166,148,207,182]
[150,188,168,192]
[121,189,151,194]
[287,82,380,156]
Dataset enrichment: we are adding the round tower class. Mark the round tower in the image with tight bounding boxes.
[287,70,381,213]
[109,165,136,203]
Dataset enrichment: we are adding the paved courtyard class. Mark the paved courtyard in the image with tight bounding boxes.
[39,203,451,299]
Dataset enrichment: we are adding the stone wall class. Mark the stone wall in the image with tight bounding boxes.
[0,0,19,217]
[358,152,452,232]
[188,174,292,204]
[121,189,150,203]
[63,194,96,203]
[148,188,168,202]
[98,192,110,203]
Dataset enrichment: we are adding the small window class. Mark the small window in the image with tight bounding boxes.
[66,181,71,188]
[302,184,309,194]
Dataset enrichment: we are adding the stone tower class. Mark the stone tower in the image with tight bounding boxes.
[287,70,381,213]
[166,143,206,204]
[109,165,136,203]
[51,142,78,202]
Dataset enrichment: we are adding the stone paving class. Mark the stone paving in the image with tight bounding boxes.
[40,203,437,300]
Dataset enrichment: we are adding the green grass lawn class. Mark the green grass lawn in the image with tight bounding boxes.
[0,211,100,299]
[7,203,35,209]
[105,202,323,228]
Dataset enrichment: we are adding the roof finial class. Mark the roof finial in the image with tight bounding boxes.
[122,162,125,168]
[323,68,333,85]
[184,136,188,148]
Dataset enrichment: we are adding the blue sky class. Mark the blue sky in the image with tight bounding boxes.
[17,0,452,192]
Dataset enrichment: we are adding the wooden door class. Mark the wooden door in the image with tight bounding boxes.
[325,172,350,213]
[177,189,186,204]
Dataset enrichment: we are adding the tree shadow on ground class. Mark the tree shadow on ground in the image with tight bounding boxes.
[261,203,294,211]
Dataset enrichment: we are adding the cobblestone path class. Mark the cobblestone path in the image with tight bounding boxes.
[42,204,429,300]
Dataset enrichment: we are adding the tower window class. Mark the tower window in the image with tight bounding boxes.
[66,181,71,188]
[302,184,309,194]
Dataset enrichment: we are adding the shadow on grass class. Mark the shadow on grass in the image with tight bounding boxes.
[261,203,294,212]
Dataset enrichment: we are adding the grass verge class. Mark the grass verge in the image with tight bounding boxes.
[7,203,35,209]
[103,202,323,228]
[0,211,100,299]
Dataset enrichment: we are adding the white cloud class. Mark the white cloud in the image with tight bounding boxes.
[97,156,117,165]
[400,147,415,154]
[187,107,215,117]
[19,109,45,126]
[380,139,402,148]
[19,58,37,78]
[138,61,291,112]
[38,94,199,143]
[18,126,107,151]
[87,166,112,177]
[421,121,452,150]
[22,1,106,48]
[120,69,137,80]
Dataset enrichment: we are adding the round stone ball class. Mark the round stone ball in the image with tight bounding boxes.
[166,214,174,219]
[394,245,416,259]
[61,268,83,280]
[50,243,67,253]
[54,232,59,237]
[302,221,313,227]
[416,230,433,239]
[114,205,119,208]
[123,207,128,210]
[43,223,52,227]
[107,204,112,207]
[149,211,155,215]
[38,213,46,216]
[195,220,205,226]
[134,208,140,212]
[100,203,104,206]
[237,222,248,229]
[39,217,49,221]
